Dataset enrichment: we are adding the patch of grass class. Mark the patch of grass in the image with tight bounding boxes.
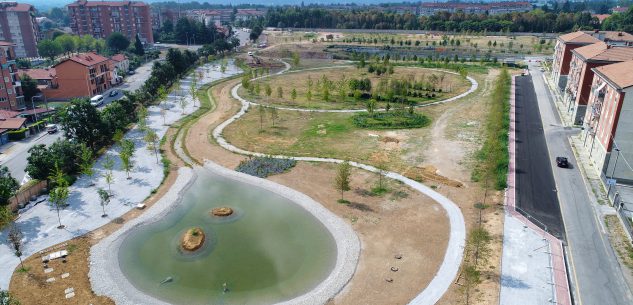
[337,199,350,204]
[352,111,431,129]
[66,244,78,254]
[370,186,389,196]
[16,266,30,273]
[471,68,511,190]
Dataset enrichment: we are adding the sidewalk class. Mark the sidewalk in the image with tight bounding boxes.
[499,76,571,305]
[0,61,242,289]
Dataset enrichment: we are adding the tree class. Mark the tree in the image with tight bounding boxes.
[258,105,266,130]
[58,98,106,150]
[7,224,25,270]
[0,290,19,305]
[119,139,135,179]
[306,89,312,101]
[78,143,95,186]
[37,39,62,63]
[144,129,160,164]
[291,88,297,101]
[55,34,76,55]
[269,107,278,127]
[265,84,272,97]
[0,167,18,206]
[335,161,352,202]
[48,164,69,229]
[134,34,145,56]
[106,32,130,53]
[20,74,39,104]
[102,155,115,194]
[190,72,198,107]
[292,52,300,67]
[277,86,283,98]
[97,188,110,218]
[179,96,189,114]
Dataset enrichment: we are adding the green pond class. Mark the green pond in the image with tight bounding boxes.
[118,170,337,305]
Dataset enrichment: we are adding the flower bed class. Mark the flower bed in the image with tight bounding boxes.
[236,156,297,178]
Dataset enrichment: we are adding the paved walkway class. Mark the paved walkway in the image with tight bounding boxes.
[500,75,571,305]
[212,62,470,305]
[0,61,242,289]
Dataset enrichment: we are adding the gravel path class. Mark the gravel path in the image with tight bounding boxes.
[211,61,473,305]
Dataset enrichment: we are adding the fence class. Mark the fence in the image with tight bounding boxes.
[7,180,48,212]
[614,191,633,242]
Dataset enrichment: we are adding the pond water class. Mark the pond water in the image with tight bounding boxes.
[118,170,337,305]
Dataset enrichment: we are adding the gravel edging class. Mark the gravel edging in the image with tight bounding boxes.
[89,163,361,305]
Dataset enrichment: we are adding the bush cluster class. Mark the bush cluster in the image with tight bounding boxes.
[352,111,431,129]
[236,156,297,178]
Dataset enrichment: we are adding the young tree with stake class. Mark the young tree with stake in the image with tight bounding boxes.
[269,107,279,127]
[335,161,352,203]
[7,224,25,271]
[78,143,95,186]
[144,129,160,164]
[97,188,110,218]
[49,164,69,229]
[258,105,266,130]
[119,139,135,179]
[102,155,115,195]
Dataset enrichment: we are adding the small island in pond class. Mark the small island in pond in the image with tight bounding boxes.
[211,207,234,217]
[181,227,205,251]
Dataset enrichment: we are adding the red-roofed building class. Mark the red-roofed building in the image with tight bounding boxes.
[18,68,58,91]
[0,2,40,58]
[67,0,153,45]
[582,60,633,184]
[418,1,531,16]
[0,41,24,110]
[564,42,633,124]
[612,6,629,13]
[48,52,113,99]
[110,53,129,77]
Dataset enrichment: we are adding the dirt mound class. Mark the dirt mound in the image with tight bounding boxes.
[403,165,464,188]
[181,227,205,251]
[211,207,234,217]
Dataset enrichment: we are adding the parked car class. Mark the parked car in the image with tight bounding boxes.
[109,90,118,97]
[90,95,104,107]
[46,124,58,134]
[248,51,253,56]
[128,70,135,75]
[556,157,569,168]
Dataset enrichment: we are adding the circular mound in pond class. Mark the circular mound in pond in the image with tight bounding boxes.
[180,227,205,252]
[211,207,234,217]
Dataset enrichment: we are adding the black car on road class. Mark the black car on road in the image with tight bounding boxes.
[556,157,569,168]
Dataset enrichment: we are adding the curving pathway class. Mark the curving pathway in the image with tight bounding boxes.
[242,61,478,113]
[209,60,474,305]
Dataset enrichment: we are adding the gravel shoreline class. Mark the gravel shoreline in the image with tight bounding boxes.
[89,163,360,305]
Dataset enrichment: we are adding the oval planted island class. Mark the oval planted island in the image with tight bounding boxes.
[211,207,233,217]
[180,227,205,251]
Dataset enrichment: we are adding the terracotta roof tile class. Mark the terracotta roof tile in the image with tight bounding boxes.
[57,52,109,67]
[0,118,26,129]
[594,60,633,89]
[110,54,127,62]
[0,110,20,120]
[558,31,601,44]
[573,42,633,62]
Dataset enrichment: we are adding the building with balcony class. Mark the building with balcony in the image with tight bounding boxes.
[0,2,40,58]
[67,0,153,45]
[418,1,531,16]
[582,60,633,184]
[0,41,24,110]
[49,52,113,99]
[552,31,601,90]
[563,42,633,124]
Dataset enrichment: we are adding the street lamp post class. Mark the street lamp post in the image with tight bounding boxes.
[607,148,621,197]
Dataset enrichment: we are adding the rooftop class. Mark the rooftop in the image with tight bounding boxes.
[57,52,110,67]
[68,0,148,7]
[110,54,128,63]
[0,110,20,120]
[19,68,56,80]
[0,2,33,12]
[0,117,26,130]
[573,42,633,62]
[593,60,633,89]
[558,31,601,44]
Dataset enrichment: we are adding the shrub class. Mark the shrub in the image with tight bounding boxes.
[236,156,297,178]
[7,128,28,141]
[352,112,431,129]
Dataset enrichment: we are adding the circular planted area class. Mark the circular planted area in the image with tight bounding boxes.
[118,171,336,305]
[240,66,471,110]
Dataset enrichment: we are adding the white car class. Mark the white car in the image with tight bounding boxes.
[90,95,104,107]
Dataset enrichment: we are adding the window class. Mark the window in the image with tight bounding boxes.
[7,89,12,95]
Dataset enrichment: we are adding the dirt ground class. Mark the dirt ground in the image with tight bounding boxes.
[8,128,184,305]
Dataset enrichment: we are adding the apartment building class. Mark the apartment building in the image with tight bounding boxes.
[67,0,153,45]
[0,42,24,111]
[563,42,633,124]
[582,60,633,184]
[0,2,40,58]
[151,7,178,30]
[552,31,601,90]
[50,52,113,99]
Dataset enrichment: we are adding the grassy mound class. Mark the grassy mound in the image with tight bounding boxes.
[352,111,431,129]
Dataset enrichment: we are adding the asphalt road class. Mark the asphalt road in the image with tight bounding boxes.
[527,61,633,305]
[0,131,62,184]
[514,75,564,238]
